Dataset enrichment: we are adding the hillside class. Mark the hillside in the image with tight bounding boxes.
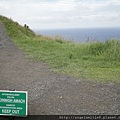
[0,15,35,39]
[0,15,120,116]
[0,15,120,82]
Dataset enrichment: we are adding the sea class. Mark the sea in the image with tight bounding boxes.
[35,28,120,43]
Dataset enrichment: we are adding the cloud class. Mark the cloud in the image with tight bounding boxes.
[0,0,120,29]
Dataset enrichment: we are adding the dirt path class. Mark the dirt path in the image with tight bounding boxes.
[0,22,120,115]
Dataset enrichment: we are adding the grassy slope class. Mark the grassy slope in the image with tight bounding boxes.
[0,15,120,83]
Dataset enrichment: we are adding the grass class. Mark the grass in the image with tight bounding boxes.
[0,15,120,83]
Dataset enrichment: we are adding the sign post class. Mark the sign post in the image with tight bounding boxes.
[0,90,28,117]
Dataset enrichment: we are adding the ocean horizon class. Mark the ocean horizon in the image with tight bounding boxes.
[34,27,120,42]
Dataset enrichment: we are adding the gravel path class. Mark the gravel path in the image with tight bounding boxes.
[0,21,120,116]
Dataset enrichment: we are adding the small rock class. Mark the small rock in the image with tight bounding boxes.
[60,96,63,99]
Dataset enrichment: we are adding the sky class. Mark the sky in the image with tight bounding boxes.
[0,0,120,29]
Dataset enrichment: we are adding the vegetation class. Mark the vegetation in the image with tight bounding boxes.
[0,15,120,83]
[0,16,35,39]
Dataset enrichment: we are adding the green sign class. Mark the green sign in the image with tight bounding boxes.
[0,90,28,116]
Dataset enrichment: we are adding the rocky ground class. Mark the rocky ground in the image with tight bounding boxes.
[0,22,120,119]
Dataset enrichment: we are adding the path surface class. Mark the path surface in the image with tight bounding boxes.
[0,22,120,116]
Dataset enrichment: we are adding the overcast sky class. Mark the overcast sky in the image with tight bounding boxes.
[0,0,120,29]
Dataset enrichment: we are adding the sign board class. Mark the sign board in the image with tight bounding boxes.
[0,90,28,116]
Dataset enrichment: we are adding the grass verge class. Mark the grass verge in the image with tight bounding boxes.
[0,15,120,83]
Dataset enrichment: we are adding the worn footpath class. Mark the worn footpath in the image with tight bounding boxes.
[0,22,120,117]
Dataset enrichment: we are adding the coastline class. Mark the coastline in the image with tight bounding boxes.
[34,27,120,43]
